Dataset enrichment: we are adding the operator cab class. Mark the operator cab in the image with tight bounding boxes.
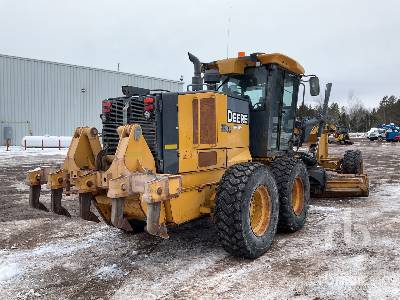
[208,52,319,157]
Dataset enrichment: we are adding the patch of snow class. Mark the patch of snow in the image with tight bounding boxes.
[16,288,42,299]
[375,184,400,195]
[367,274,400,298]
[11,181,28,192]
[114,252,226,299]
[0,146,68,157]
[0,262,20,282]
[310,205,341,213]
[95,264,126,280]
[0,226,119,285]
[310,254,368,297]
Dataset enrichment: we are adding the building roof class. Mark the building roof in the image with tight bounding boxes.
[0,53,183,85]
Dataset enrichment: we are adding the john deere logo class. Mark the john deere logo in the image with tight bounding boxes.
[227,109,248,124]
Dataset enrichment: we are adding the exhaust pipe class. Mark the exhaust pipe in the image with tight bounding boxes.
[317,83,332,138]
[188,52,203,91]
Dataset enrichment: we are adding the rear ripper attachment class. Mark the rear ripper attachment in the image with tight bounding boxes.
[26,124,182,238]
[26,126,101,219]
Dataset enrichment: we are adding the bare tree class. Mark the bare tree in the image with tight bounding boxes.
[347,95,369,132]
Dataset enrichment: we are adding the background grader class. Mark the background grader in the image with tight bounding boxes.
[26,52,368,258]
[327,125,353,145]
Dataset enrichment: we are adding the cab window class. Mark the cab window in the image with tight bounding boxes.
[218,66,267,110]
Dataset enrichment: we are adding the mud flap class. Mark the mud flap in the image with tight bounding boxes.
[79,193,100,223]
[111,198,133,231]
[29,185,48,212]
[50,188,71,217]
[146,202,168,239]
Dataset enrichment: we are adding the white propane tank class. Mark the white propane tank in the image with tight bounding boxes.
[21,135,72,148]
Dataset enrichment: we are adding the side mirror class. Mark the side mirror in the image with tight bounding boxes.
[309,76,320,96]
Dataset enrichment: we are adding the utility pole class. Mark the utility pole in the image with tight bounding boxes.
[117,63,120,72]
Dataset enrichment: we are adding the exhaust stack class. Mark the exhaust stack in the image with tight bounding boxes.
[188,52,203,91]
[317,83,332,138]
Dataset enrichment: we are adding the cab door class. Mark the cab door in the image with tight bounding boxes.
[279,72,299,150]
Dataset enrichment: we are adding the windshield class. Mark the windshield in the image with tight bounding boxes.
[218,66,267,110]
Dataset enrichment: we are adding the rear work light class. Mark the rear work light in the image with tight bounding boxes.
[143,97,155,120]
[102,100,112,113]
[144,97,154,104]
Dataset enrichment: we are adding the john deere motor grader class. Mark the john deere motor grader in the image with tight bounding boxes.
[294,103,368,197]
[332,125,353,145]
[26,52,368,258]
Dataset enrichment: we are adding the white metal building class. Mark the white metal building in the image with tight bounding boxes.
[0,54,183,145]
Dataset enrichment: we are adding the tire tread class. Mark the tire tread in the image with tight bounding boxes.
[214,162,274,258]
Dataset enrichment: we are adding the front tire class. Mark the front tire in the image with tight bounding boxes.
[270,158,310,233]
[214,162,279,258]
[342,150,363,174]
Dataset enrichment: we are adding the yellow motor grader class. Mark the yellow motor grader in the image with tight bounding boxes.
[26,52,368,258]
[331,125,353,145]
[294,110,368,197]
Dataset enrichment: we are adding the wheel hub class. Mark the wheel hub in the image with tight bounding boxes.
[249,185,271,236]
[291,177,304,216]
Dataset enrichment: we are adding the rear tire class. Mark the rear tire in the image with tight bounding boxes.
[214,162,279,258]
[270,158,310,233]
[342,150,363,174]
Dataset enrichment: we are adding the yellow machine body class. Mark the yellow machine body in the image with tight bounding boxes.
[25,51,369,243]
[92,92,251,227]
[26,94,368,236]
[26,92,252,234]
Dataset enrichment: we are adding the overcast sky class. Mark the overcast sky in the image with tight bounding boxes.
[1,0,399,108]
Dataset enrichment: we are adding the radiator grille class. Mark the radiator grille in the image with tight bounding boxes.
[102,96,157,159]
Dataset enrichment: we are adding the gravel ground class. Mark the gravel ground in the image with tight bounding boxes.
[0,141,399,299]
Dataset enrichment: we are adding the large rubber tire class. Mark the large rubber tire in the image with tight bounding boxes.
[270,158,310,233]
[342,150,363,174]
[214,162,279,259]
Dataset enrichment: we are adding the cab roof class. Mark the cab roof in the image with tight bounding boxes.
[207,52,305,76]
